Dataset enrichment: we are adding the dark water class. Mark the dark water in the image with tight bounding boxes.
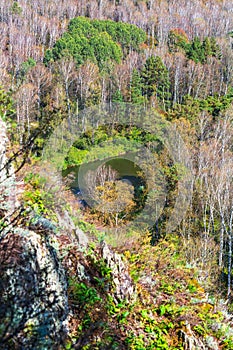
[63,157,145,202]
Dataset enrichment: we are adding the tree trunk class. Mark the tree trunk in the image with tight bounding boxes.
[227,231,232,299]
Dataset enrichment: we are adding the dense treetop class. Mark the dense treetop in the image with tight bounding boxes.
[44,17,146,68]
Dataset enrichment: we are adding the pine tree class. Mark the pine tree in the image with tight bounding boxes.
[210,37,222,59]
[203,37,213,58]
[186,37,205,63]
[141,56,171,109]
[112,89,124,103]
[130,69,144,104]
[0,87,15,121]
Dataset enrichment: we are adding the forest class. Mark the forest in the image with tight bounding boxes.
[1,0,233,349]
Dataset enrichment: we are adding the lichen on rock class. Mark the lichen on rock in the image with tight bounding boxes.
[0,228,69,349]
[100,241,136,303]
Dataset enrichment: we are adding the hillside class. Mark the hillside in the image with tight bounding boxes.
[1,0,233,349]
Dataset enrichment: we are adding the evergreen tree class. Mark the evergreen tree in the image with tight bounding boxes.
[168,29,189,53]
[186,37,205,63]
[0,87,15,121]
[141,56,171,109]
[130,69,144,104]
[210,37,222,59]
[112,89,124,103]
[203,37,213,58]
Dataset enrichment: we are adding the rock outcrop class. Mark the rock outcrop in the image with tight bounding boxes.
[0,119,68,349]
[0,228,69,349]
[56,209,89,248]
[101,241,135,302]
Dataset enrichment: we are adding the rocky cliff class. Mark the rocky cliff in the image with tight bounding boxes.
[0,119,135,349]
[1,118,233,349]
[0,120,69,349]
